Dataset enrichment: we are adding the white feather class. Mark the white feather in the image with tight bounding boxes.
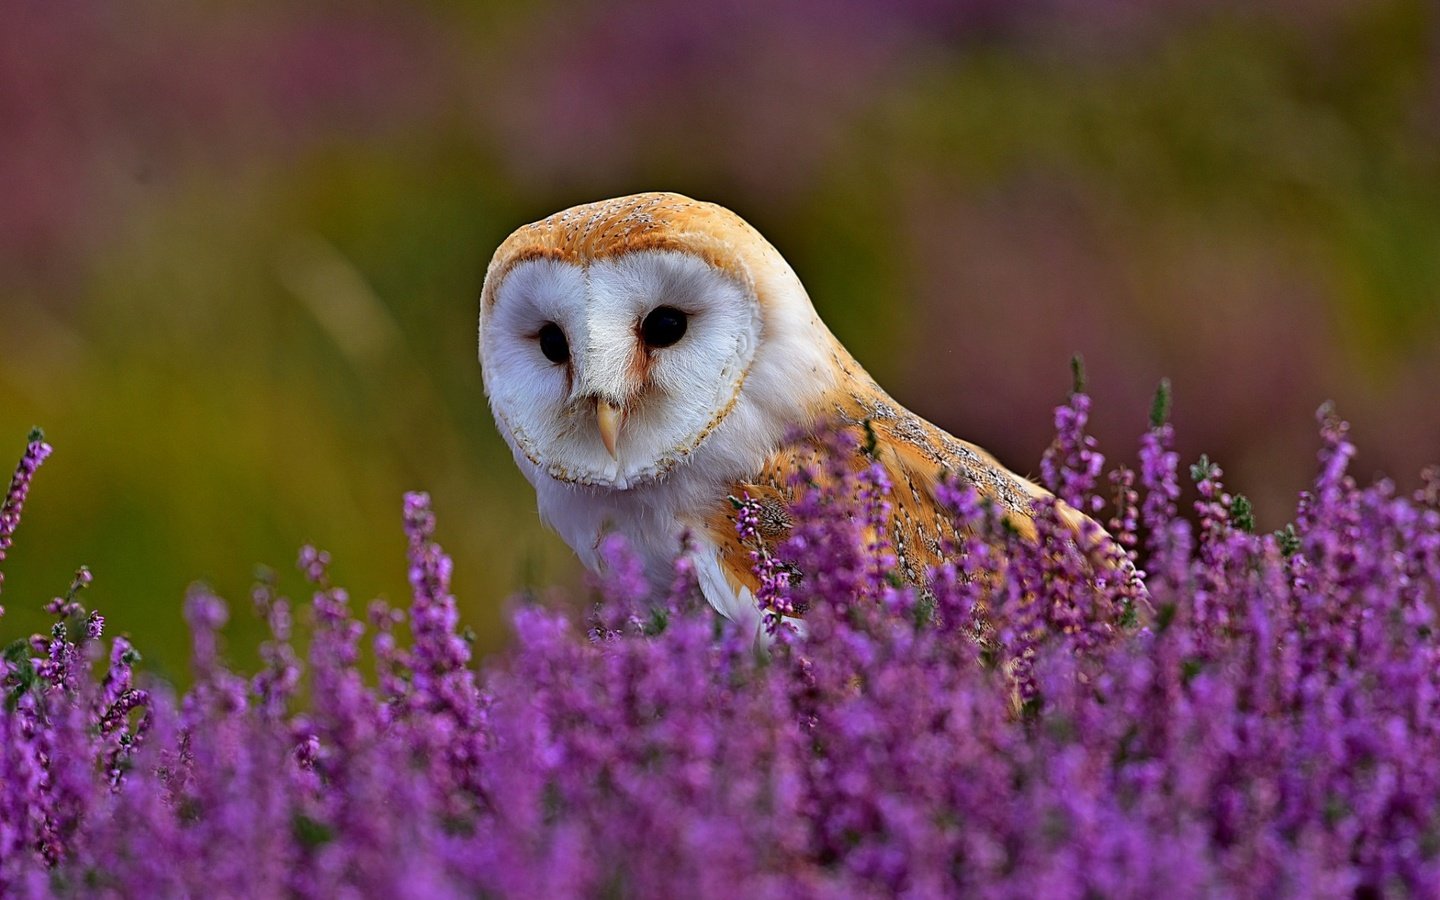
[482,247,837,632]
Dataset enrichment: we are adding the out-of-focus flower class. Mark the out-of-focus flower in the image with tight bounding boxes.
[0,430,51,602]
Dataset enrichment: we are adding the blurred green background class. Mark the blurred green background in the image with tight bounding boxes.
[2,0,1437,676]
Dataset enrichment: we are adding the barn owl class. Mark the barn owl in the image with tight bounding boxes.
[479,192,1110,639]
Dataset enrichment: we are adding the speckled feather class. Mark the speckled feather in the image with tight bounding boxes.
[700,381,1096,601]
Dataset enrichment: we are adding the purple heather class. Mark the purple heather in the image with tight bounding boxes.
[1,384,1438,896]
[0,432,52,607]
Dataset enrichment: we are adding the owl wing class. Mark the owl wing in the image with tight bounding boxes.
[700,389,1106,605]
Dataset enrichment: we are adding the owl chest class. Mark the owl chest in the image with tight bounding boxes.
[534,476,762,634]
[536,480,701,586]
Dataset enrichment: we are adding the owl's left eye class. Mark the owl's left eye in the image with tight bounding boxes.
[641,306,688,348]
[537,322,570,364]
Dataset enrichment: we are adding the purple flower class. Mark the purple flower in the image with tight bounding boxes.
[0,380,1438,896]
[0,431,52,604]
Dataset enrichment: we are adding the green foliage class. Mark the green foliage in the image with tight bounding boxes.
[1070,354,1087,395]
[1228,494,1256,533]
[292,814,336,851]
[1275,524,1302,557]
[1150,379,1173,430]
[1190,455,1216,484]
[3,639,38,711]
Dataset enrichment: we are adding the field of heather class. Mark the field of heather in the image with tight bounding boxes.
[3,385,1437,895]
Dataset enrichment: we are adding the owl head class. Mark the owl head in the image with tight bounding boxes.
[479,193,841,490]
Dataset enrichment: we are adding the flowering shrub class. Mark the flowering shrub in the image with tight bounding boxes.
[2,382,1439,897]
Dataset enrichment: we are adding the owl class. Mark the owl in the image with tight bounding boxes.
[479,192,1114,638]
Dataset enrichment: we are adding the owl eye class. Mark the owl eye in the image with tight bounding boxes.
[537,322,569,364]
[641,306,688,348]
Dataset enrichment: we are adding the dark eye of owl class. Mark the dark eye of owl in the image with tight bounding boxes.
[641,306,688,348]
[537,322,569,363]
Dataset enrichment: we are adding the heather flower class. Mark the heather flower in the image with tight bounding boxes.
[0,430,52,607]
[734,492,796,631]
[250,568,301,719]
[1040,355,1105,514]
[0,380,1437,896]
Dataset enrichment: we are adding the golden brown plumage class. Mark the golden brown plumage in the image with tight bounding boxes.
[700,374,1104,604]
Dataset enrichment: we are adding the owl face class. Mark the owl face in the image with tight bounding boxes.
[482,249,762,488]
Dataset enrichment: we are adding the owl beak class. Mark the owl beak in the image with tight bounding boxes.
[596,399,625,460]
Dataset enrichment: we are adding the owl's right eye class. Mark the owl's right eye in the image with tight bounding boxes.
[537,322,569,364]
